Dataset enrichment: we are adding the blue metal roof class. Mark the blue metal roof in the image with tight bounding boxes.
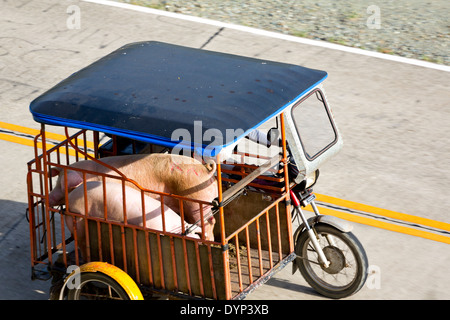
[30,41,327,155]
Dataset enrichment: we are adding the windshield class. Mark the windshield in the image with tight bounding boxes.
[291,89,337,160]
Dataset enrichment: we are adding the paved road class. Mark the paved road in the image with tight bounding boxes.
[0,0,449,300]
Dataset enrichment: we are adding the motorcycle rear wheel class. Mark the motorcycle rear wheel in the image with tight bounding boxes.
[295,224,368,299]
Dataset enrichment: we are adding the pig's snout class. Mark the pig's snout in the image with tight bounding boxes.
[186,224,202,239]
[48,170,84,207]
[48,190,62,207]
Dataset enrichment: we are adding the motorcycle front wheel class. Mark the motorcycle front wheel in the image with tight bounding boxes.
[295,224,368,299]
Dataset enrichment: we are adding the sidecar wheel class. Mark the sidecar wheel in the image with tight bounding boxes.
[295,224,368,299]
[67,272,130,300]
[62,262,143,300]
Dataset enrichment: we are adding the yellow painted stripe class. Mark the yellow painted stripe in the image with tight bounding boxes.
[0,133,92,158]
[0,132,35,148]
[0,121,95,150]
[0,121,63,142]
[303,205,450,244]
[315,193,450,232]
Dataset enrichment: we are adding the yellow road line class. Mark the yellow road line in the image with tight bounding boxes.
[0,121,95,149]
[0,121,64,142]
[0,132,36,148]
[315,193,450,232]
[304,205,450,245]
[0,132,91,158]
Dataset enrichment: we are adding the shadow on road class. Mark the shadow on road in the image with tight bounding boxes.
[0,199,50,299]
[264,277,323,298]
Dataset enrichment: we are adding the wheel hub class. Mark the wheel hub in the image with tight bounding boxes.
[320,246,346,274]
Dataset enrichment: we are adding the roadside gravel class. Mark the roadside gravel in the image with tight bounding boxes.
[113,0,449,65]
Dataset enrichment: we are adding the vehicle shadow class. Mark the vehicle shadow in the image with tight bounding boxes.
[264,277,324,298]
[0,199,49,300]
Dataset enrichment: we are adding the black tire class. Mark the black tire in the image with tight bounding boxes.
[295,224,368,299]
[67,272,130,300]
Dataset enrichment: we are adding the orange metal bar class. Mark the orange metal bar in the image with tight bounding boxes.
[93,131,100,159]
[83,131,88,160]
[170,236,178,291]
[83,173,91,262]
[199,203,205,241]
[232,150,273,161]
[178,199,185,234]
[280,113,294,253]
[234,235,242,292]
[216,154,231,299]
[96,220,102,261]
[33,133,42,172]
[108,221,115,265]
[74,135,79,162]
[220,168,283,182]
[181,238,192,296]
[121,180,128,225]
[145,231,154,285]
[40,125,53,266]
[177,198,193,295]
[160,194,166,232]
[245,226,252,284]
[255,218,263,276]
[275,203,282,259]
[207,244,217,299]
[265,211,273,269]
[36,161,45,263]
[133,228,140,284]
[65,139,70,164]
[55,148,61,173]
[60,207,67,267]
[156,230,165,289]
[120,225,127,273]
[141,191,147,228]
[221,177,285,192]
[102,176,108,220]
[72,215,80,265]
[27,154,39,268]
[194,241,204,297]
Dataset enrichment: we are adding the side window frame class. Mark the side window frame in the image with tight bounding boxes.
[291,88,338,161]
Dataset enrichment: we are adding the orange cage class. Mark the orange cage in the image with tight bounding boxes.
[27,115,295,300]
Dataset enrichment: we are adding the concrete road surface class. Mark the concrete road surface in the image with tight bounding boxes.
[0,0,449,300]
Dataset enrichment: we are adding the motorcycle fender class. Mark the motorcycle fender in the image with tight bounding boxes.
[292,215,353,274]
[311,215,353,233]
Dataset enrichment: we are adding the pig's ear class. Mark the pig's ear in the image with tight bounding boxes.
[49,167,61,177]
[60,170,84,191]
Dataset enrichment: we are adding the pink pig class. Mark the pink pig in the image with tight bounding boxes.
[48,153,217,241]
[66,181,202,259]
